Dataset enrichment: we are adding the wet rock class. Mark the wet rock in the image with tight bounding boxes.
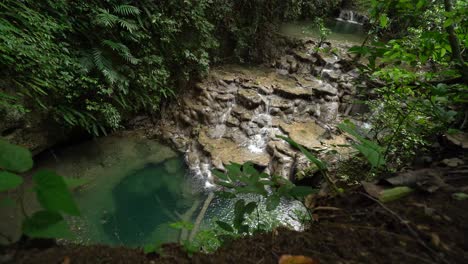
[226,116,240,127]
[267,140,296,157]
[319,102,339,123]
[216,93,235,102]
[270,97,293,110]
[277,69,289,76]
[441,158,464,168]
[312,83,338,96]
[270,150,294,179]
[238,89,263,109]
[279,121,326,150]
[198,129,270,167]
[273,84,312,99]
[232,105,252,121]
[321,69,340,82]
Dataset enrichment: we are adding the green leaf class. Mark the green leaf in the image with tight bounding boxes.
[169,221,194,230]
[277,136,327,170]
[225,163,242,180]
[452,193,468,201]
[216,221,234,233]
[33,170,80,216]
[379,14,389,28]
[266,194,280,211]
[289,186,318,198]
[243,162,258,178]
[379,187,413,203]
[212,169,229,181]
[217,181,235,188]
[338,122,386,168]
[0,140,33,173]
[244,202,257,215]
[0,171,23,192]
[22,210,73,239]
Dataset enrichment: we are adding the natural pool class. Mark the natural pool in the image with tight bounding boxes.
[0,133,306,247]
[281,19,366,44]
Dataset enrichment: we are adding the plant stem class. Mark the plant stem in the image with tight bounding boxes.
[0,232,13,243]
[383,102,417,161]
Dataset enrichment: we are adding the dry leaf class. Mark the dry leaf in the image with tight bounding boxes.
[279,255,319,264]
[62,256,71,264]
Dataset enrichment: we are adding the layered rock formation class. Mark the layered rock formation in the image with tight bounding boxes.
[157,40,360,187]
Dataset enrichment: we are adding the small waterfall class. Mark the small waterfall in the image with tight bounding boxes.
[244,94,282,154]
[336,9,367,25]
[211,99,235,139]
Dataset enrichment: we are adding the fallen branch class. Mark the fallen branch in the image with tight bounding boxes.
[189,192,215,241]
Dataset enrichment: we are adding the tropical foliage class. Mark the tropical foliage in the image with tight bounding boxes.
[0,0,340,136]
[0,140,80,242]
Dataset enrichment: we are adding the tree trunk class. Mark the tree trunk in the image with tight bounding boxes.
[444,0,468,83]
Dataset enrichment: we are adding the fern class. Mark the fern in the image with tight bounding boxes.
[113,5,140,16]
[92,48,119,84]
[118,19,138,33]
[95,9,118,28]
[101,40,139,64]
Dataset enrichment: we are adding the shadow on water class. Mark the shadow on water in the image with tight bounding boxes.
[96,158,202,246]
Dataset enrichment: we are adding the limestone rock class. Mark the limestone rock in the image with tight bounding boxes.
[198,130,270,167]
[273,83,312,99]
[238,89,263,109]
[279,121,326,150]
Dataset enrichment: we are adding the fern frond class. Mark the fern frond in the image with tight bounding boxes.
[95,8,118,28]
[92,48,118,84]
[101,40,140,64]
[113,5,140,16]
[79,52,95,72]
[118,19,138,33]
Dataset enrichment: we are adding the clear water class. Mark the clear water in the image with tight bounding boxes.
[70,156,203,247]
[281,19,366,44]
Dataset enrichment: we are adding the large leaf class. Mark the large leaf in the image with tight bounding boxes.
[338,122,386,168]
[33,170,80,216]
[0,171,23,192]
[266,194,280,211]
[277,136,327,170]
[0,140,33,173]
[22,210,73,239]
[212,169,229,181]
[225,163,242,180]
[289,186,318,198]
[244,202,257,215]
[216,221,234,233]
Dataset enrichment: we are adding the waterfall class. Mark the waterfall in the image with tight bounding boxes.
[336,10,367,25]
[244,94,283,154]
[211,100,235,139]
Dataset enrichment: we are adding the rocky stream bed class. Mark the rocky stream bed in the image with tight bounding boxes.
[150,39,361,187]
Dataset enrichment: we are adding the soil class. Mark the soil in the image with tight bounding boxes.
[3,148,468,264]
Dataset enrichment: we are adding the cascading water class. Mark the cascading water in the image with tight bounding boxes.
[336,9,368,25]
[245,94,278,154]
